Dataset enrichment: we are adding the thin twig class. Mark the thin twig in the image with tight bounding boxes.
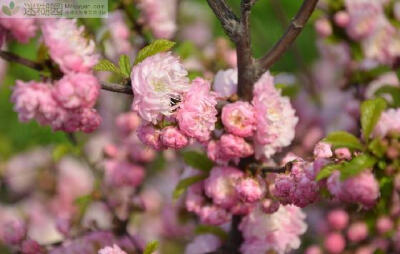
[206,0,241,42]
[257,0,319,76]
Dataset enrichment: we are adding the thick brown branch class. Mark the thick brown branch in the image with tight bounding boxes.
[101,81,133,95]
[257,0,319,75]
[206,0,241,42]
[0,50,43,71]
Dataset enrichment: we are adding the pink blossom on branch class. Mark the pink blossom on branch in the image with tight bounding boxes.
[252,71,298,159]
[213,68,238,98]
[177,77,218,143]
[221,101,255,137]
[41,19,100,73]
[0,18,37,43]
[131,52,189,123]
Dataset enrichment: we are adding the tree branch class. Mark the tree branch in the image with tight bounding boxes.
[101,81,133,95]
[257,0,319,75]
[206,0,241,42]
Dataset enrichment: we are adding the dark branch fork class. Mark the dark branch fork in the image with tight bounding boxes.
[207,0,319,101]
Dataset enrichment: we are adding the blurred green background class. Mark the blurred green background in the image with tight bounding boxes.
[0,0,318,160]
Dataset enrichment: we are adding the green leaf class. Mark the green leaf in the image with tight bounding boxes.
[195,225,228,241]
[134,39,176,65]
[182,150,213,172]
[368,138,387,158]
[143,241,159,254]
[9,1,14,9]
[323,131,363,150]
[93,59,123,76]
[118,54,131,78]
[2,6,11,16]
[74,195,92,217]
[316,163,341,181]
[340,154,377,180]
[173,174,207,199]
[52,144,80,162]
[361,98,387,142]
[374,86,400,107]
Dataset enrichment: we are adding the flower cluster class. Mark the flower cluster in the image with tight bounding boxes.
[0,18,37,45]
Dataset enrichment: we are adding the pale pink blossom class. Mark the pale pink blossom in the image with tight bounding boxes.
[252,72,298,158]
[218,134,254,160]
[376,216,393,234]
[313,141,333,159]
[185,234,221,254]
[0,18,37,43]
[177,78,218,142]
[204,166,243,209]
[327,209,349,230]
[79,108,102,133]
[324,232,346,254]
[161,126,189,149]
[239,205,307,254]
[347,222,368,243]
[53,73,100,109]
[105,11,133,58]
[334,11,350,28]
[41,19,99,73]
[327,170,379,209]
[139,0,177,39]
[235,178,263,203]
[213,68,238,98]
[104,160,145,187]
[137,123,163,150]
[131,52,189,123]
[185,183,205,214]
[221,101,255,137]
[373,108,400,138]
[315,18,332,37]
[115,112,141,136]
[98,244,127,254]
[199,205,231,225]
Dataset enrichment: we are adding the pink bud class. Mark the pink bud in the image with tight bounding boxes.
[334,11,350,28]
[376,216,393,235]
[315,18,332,38]
[347,222,368,243]
[335,148,352,160]
[161,126,189,149]
[235,178,263,203]
[324,232,346,254]
[305,245,322,254]
[327,209,349,230]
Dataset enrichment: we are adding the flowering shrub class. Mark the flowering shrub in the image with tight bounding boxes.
[0,0,400,253]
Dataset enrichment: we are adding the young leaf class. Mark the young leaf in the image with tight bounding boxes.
[195,225,228,241]
[134,39,176,65]
[118,54,131,78]
[323,131,363,150]
[173,174,207,199]
[93,59,123,76]
[316,163,341,181]
[181,150,213,172]
[143,241,159,254]
[368,138,387,158]
[361,98,387,142]
[339,154,377,180]
[375,86,400,107]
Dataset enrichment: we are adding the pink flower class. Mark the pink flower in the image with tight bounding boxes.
[218,134,254,160]
[221,101,255,137]
[53,73,100,109]
[79,108,102,133]
[347,222,368,243]
[315,18,332,38]
[305,245,323,254]
[204,166,243,209]
[139,0,177,39]
[137,123,163,150]
[0,18,37,43]
[272,159,319,208]
[161,126,189,149]
[327,209,349,230]
[0,220,26,245]
[199,205,231,225]
[252,72,298,158]
[324,232,346,254]
[327,170,379,209]
[131,52,189,123]
[313,142,333,159]
[185,234,221,254]
[105,11,133,58]
[345,0,383,40]
[373,108,400,138]
[177,78,218,142]
[104,160,145,187]
[185,183,205,214]
[98,245,127,254]
[235,178,263,203]
[239,205,307,254]
[115,112,141,136]
[335,148,352,160]
[213,68,238,98]
[41,19,99,73]
[21,240,44,254]
[376,216,393,234]
[334,11,350,28]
